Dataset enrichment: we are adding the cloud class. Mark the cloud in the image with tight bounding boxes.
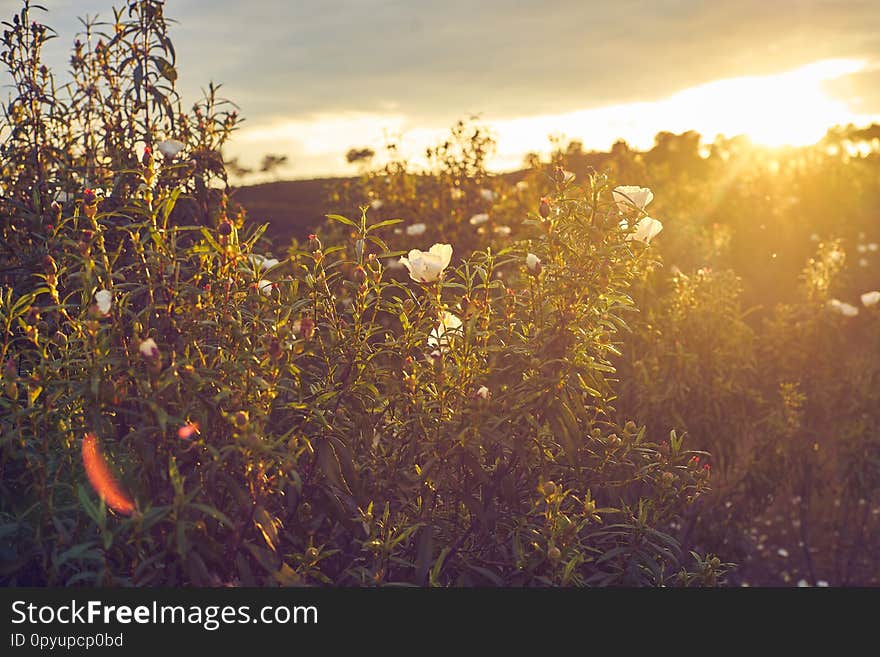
[6,0,880,178]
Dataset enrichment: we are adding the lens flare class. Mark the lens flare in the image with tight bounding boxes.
[82,432,134,516]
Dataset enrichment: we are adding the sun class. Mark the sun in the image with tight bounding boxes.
[671,59,868,148]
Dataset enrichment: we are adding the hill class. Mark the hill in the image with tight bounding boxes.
[230,176,352,243]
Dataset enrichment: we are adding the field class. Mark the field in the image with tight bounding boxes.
[1,0,879,588]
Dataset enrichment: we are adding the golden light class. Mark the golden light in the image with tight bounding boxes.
[665,58,868,147]
[231,58,876,178]
[485,59,874,170]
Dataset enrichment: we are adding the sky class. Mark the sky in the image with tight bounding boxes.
[3,0,880,180]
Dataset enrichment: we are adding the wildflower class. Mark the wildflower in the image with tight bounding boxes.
[859,258,869,268]
[428,311,463,351]
[82,432,134,515]
[399,243,453,283]
[869,243,879,252]
[469,213,489,226]
[139,337,159,358]
[612,185,654,214]
[258,279,274,296]
[828,299,859,317]
[777,548,789,558]
[494,225,512,237]
[249,253,281,272]
[526,253,542,275]
[142,145,153,168]
[370,199,384,211]
[178,422,200,439]
[857,244,868,254]
[480,188,495,202]
[626,216,664,244]
[861,290,880,307]
[797,579,809,587]
[817,580,829,587]
[405,223,427,236]
[475,385,490,400]
[95,289,113,316]
[156,138,185,159]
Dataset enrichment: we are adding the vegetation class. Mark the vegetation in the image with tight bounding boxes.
[2,0,877,588]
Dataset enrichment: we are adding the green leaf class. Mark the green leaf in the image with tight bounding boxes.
[325,214,357,228]
[367,218,403,232]
[77,484,100,524]
[190,503,234,529]
[253,506,280,553]
[153,56,177,82]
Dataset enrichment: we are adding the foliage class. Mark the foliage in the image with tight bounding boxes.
[0,1,721,587]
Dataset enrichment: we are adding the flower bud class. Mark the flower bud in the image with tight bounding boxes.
[539,197,551,218]
[233,410,249,430]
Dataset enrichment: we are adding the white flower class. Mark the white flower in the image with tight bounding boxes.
[55,190,72,203]
[869,243,879,252]
[626,217,664,244]
[258,279,274,296]
[857,244,868,254]
[817,580,829,587]
[475,385,490,400]
[859,258,869,268]
[399,243,453,283]
[249,253,281,272]
[480,188,496,202]
[561,169,576,184]
[139,338,159,358]
[797,579,809,587]
[828,299,859,317]
[428,311,462,351]
[405,223,427,236]
[156,139,185,159]
[494,225,512,237]
[95,289,113,316]
[469,213,489,226]
[526,253,541,273]
[370,199,384,211]
[515,180,529,192]
[777,548,789,558]
[861,290,880,307]
[612,185,654,213]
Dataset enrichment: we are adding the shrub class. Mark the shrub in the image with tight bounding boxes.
[0,0,722,586]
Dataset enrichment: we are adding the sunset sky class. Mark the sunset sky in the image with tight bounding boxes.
[4,0,880,179]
